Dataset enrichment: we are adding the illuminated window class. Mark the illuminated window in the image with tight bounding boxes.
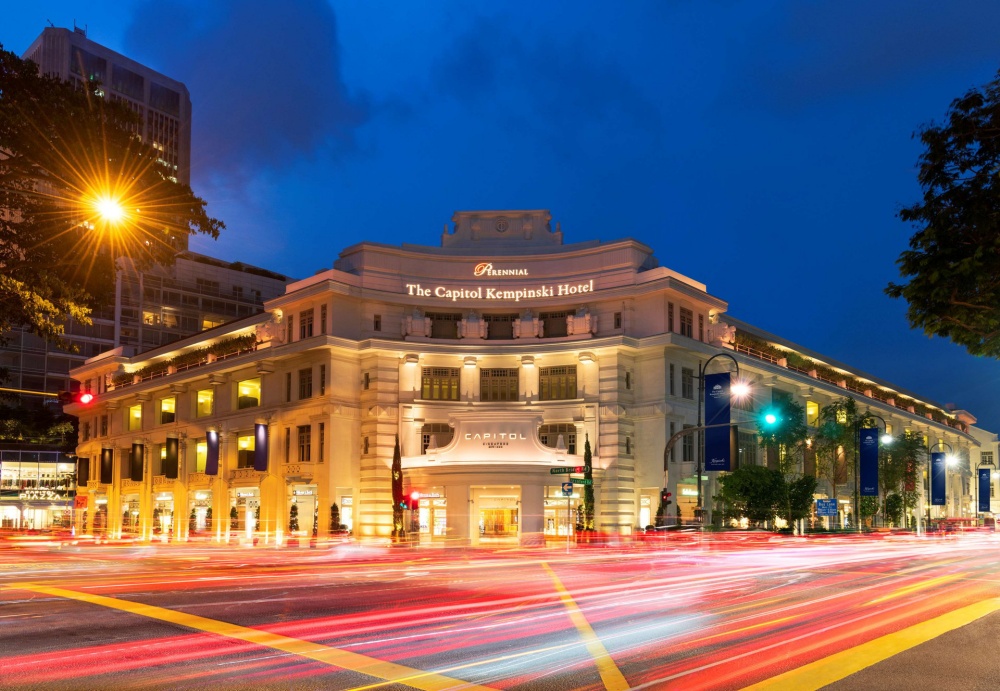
[806,401,819,426]
[422,368,460,401]
[196,389,213,417]
[836,409,847,424]
[202,317,225,330]
[539,365,577,401]
[195,441,207,473]
[540,424,576,455]
[237,378,261,409]
[128,403,142,431]
[236,433,255,468]
[159,397,175,424]
[480,368,519,402]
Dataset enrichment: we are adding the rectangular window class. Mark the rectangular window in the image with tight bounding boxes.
[539,311,568,338]
[299,368,313,399]
[286,315,294,343]
[681,367,695,400]
[427,312,461,339]
[422,367,460,401]
[614,312,622,329]
[480,368,519,402]
[699,314,704,341]
[159,397,176,424]
[82,421,91,442]
[682,425,694,463]
[237,378,261,409]
[679,308,693,338]
[739,431,758,468]
[318,423,325,463]
[195,441,207,473]
[669,422,676,462]
[237,433,255,468]
[669,364,675,396]
[319,364,326,396]
[128,403,142,431]
[320,305,328,335]
[363,436,369,455]
[806,401,819,426]
[300,309,314,339]
[539,365,577,401]
[625,371,632,390]
[298,425,311,462]
[100,415,108,437]
[196,389,213,417]
[484,313,517,340]
[286,372,292,402]
[363,372,371,390]
[285,427,291,462]
[373,314,381,332]
[668,302,674,332]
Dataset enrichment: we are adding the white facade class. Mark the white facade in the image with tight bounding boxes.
[66,211,996,544]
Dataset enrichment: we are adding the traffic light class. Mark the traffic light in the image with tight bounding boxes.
[398,493,410,510]
[58,390,95,406]
[660,489,672,506]
[409,491,420,511]
[760,407,781,428]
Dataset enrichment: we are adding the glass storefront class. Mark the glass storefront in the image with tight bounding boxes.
[0,451,77,530]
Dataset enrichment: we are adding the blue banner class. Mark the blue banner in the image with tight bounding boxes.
[859,427,879,497]
[100,448,114,484]
[254,423,269,472]
[704,372,731,472]
[979,467,991,513]
[931,452,946,506]
[205,430,219,476]
[130,443,144,482]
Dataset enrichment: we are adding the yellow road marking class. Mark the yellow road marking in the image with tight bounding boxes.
[866,574,962,605]
[540,562,629,691]
[739,597,1000,691]
[6,582,495,691]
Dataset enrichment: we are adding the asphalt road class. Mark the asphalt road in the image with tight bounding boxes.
[2,532,999,690]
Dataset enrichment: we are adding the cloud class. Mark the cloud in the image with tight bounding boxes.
[124,0,369,181]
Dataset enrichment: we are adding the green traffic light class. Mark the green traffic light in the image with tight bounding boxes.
[765,412,777,425]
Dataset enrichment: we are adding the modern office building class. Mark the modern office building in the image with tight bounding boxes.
[65,210,997,544]
[23,25,191,190]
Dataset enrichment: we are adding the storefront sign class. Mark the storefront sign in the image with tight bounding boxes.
[18,489,62,500]
[406,279,594,303]
[74,495,88,509]
[292,489,314,496]
[236,490,256,498]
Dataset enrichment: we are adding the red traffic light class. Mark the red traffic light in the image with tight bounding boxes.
[58,390,96,406]
[78,392,95,405]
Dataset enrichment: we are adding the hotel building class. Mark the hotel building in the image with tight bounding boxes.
[65,211,997,544]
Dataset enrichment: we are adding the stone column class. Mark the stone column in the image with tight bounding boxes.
[520,486,544,546]
[446,483,472,545]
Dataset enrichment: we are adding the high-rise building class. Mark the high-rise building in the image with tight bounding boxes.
[22,26,191,191]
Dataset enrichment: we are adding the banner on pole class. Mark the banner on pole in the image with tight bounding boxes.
[859,427,879,497]
[979,467,991,513]
[704,372,731,472]
[931,452,946,506]
[205,430,220,476]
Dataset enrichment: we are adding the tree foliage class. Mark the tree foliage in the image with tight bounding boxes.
[0,45,223,346]
[813,397,866,493]
[582,436,594,530]
[887,68,1000,357]
[717,464,784,527]
[391,435,404,538]
[757,395,809,475]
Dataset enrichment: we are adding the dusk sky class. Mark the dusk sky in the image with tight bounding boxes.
[6,1,1000,431]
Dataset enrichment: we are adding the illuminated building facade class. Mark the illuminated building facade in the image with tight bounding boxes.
[66,211,997,544]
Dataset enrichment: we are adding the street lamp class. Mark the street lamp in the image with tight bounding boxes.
[854,414,889,534]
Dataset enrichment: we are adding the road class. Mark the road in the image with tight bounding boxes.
[2,532,999,690]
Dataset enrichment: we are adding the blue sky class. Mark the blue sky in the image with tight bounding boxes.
[6,1,1000,430]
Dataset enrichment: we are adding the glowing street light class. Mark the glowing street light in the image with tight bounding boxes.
[95,196,125,223]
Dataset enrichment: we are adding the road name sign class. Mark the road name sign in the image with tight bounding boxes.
[571,478,593,485]
[549,466,592,474]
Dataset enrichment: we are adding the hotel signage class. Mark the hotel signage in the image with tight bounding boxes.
[406,279,594,303]
[473,262,528,277]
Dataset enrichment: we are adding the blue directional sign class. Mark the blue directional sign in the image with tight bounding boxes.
[815,499,838,517]
[561,482,573,497]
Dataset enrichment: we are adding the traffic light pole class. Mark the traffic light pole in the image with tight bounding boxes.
[663,422,738,526]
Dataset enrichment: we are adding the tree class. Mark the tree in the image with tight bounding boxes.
[757,396,809,475]
[288,503,299,532]
[330,502,341,532]
[887,67,1000,357]
[391,435,404,538]
[582,435,594,530]
[229,505,238,530]
[813,397,864,498]
[0,46,223,347]
[205,507,212,531]
[783,475,819,526]
[884,493,904,527]
[717,464,784,528]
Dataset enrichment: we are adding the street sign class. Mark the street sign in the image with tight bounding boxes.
[550,467,572,474]
[571,478,593,485]
[815,499,838,517]
[561,482,573,496]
